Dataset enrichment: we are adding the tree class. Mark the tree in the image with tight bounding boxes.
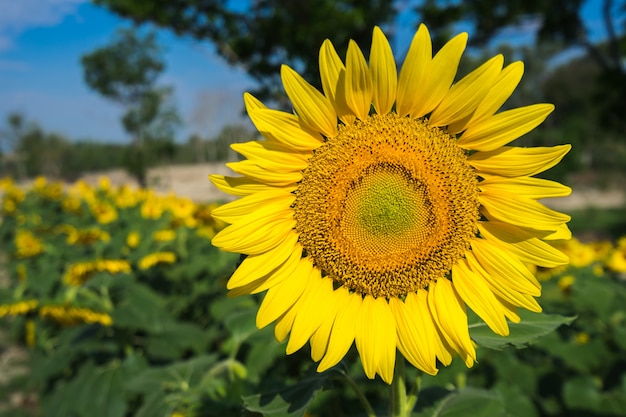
[91,0,398,105]
[82,28,181,185]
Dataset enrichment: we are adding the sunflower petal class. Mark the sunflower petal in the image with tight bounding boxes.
[396,24,432,117]
[317,287,362,372]
[458,104,555,151]
[370,26,397,114]
[247,108,324,151]
[410,32,467,119]
[256,257,313,328]
[469,145,571,177]
[453,258,509,336]
[472,238,542,294]
[480,192,570,231]
[466,61,524,125]
[430,54,503,127]
[390,296,438,375]
[319,39,355,125]
[345,40,373,120]
[211,214,295,255]
[428,279,476,366]
[478,221,569,268]
[287,275,336,354]
[281,65,337,137]
[479,176,572,199]
[226,160,302,186]
[211,189,295,223]
[226,232,299,289]
[209,175,291,197]
[355,296,396,382]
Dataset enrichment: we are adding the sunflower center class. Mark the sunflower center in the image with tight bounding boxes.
[294,114,480,298]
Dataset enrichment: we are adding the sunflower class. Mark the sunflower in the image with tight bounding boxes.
[210,25,571,383]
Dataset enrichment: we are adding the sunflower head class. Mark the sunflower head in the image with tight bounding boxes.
[210,24,571,384]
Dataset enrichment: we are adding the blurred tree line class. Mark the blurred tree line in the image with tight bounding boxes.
[0,113,255,181]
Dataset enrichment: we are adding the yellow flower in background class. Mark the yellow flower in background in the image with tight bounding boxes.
[138,251,177,270]
[141,198,164,219]
[0,300,38,318]
[15,230,44,258]
[211,25,571,383]
[0,177,15,190]
[153,229,176,242]
[62,196,83,213]
[557,274,576,292]
[66,227,111,245]
[90,201,118,224]
[39,305,113,326]
[168,196,196,219]
[98,176,112,192]
[63,259,131,286]
[606,246,626,273]
[114,185,140,208]
[127,231,141,248]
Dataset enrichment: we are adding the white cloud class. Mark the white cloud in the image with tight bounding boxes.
[0,0,86,52]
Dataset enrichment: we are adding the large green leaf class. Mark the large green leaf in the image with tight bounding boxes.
[41,355,147,417]
[242,374,328,417]
[414,388,507,417]
[111,281,175,332]
[469,310,575,350]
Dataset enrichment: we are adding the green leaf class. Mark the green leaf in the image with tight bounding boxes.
[111,281,174,332]
[41,355,147,417]
[145,321,210,360]
[126,354,219,394]
[562,376,601,410]
[415,388,507,417]
[469,310,576,350]
[242,374,328,417]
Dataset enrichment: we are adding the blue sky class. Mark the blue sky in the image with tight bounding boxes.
[0,0,617,146]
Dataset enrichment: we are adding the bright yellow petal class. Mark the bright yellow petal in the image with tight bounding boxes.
[247,108,324,151]
[396,24,432,117]
[274,304,298,343]
[410,32,467,119]
[226,160,302,186]
[480,191,570,231]
[415,290,453,366]
[318,287,361,372]
[428,279,475,367]
[209,175,293,197]
[389,296,438,375]
[211,189,295,223]
[465,251,542,313]
[370,26,397,115]
[226,232,299,289]
[453,258,509,336]
[345,40,373,120]
[469,145,571,177]
[243,92,267,112]
[287,274,335,354]
[319,39,355,125]
[256,257,313,328]
[479,176,572,199]
[464,61,524,126]
[229,142,309,173]
[471,238,541,294]
[478,221,569,268]
[211,214,295,255]
[430,54,503,127]
[458,104,554,151]
[281,65,337,137]
[354,296,396,383]
[309,289,340,362]
[225,244,300,296]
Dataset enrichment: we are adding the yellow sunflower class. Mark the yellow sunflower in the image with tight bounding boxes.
[210,25,571,384]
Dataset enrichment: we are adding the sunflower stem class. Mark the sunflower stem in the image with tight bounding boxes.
[335,371,377,417]
[390,356,409,417]
[406,371,422,413]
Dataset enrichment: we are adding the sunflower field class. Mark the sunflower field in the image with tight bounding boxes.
[0,175,624,417]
